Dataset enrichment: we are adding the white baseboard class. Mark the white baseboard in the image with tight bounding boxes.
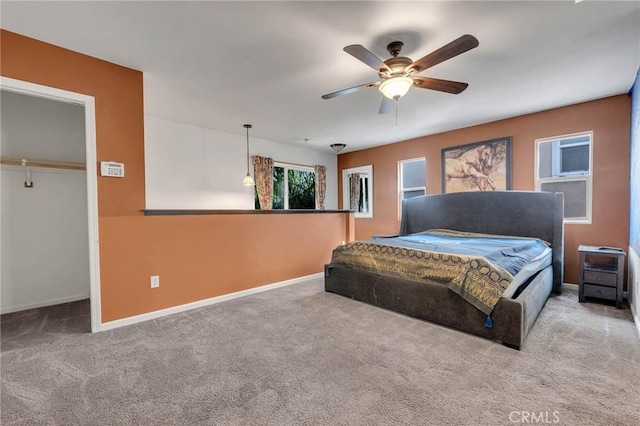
[99,273,323,332]
[0,293,90,315]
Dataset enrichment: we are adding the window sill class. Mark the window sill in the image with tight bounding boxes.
[564,218,592,225]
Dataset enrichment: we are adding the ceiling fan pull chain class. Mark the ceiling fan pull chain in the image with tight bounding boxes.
[395,100,399,125]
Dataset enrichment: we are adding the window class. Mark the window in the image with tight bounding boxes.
[255,163,315,209]
[535,132,592,223]
[399,158,426,218]
[342,165,373,218]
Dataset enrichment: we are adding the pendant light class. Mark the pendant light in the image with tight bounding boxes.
[242,124,255,186]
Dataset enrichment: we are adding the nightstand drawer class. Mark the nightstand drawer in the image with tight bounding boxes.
[583,270,617,287]
[583,284,617,300]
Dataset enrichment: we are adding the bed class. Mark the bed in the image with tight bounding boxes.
[325,191,564,349]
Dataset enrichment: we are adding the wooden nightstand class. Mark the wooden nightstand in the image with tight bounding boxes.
[578,245,626,309]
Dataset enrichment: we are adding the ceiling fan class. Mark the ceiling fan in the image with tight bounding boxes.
[321,35,479,114]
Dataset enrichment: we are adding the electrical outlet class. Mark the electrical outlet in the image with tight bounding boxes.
[150,275,160,288]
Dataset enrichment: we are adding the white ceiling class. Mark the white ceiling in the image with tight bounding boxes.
[1,1,639,153]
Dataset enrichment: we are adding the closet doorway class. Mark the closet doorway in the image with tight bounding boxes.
[0,78,100,332]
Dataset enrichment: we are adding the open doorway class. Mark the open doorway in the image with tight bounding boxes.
[0,77,100,332]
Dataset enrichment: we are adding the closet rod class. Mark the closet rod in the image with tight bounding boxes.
[0,156,86,171]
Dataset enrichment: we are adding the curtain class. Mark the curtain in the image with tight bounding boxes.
[314,165,326,210]
[253,156,274,210]
[349,173,360,211]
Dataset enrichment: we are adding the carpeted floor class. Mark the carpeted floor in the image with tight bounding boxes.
[1,277,639,425]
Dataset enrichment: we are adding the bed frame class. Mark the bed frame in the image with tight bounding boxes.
[325,191,564,349]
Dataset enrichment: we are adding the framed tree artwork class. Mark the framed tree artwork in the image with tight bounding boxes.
[441,137,512,193]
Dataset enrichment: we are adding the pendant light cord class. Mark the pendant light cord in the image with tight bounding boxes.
[244,124,252,173]
[246,126,250,172]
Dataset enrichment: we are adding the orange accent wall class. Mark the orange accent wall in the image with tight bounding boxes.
[100,213,350,322]
[2,30,350,322]
[338,95,631,284]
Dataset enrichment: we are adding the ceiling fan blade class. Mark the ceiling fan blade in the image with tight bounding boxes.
[378,96,394,114]
[321,81,380,100]
[408,34,479,74]
[413,77,469,94]
[344,45,391,73]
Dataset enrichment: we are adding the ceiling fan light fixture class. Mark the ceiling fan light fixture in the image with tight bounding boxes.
[379,76,414,100]
[330,143,346,152]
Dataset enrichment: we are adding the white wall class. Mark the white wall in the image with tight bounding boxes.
[144,116,338,209]
[0,91,86,162]
[1,91,90,313]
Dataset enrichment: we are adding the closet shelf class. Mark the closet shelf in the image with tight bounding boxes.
[0,155,86,171]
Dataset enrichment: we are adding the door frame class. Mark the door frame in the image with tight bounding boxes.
[1,76,101,332]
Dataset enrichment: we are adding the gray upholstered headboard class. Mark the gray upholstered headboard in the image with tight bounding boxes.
[400,191,564,293]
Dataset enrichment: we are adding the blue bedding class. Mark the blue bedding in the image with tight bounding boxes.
[373,229,549,277]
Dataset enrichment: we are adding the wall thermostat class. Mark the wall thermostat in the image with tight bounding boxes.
[100,161,125,177]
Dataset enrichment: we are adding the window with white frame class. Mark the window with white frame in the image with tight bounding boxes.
[255,163,315,209]
[399,158,426,218]
[342,165,373,218]
[535,132,592,223]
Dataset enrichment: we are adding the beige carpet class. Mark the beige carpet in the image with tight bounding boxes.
[1,278,639,425]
